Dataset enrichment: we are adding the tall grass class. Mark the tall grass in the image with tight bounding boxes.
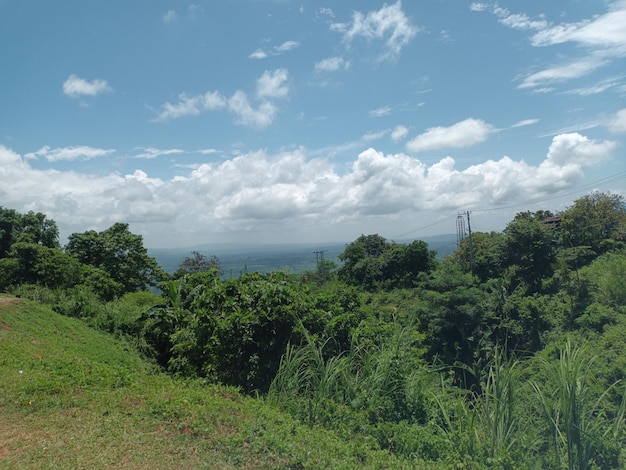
[532,340,625,469]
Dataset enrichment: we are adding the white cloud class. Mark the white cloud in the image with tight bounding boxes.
[518,58,608,89]
[530,3,626,49]
[470,3,489,12]
[317,8,334,19]
[249,49,268,60]
[228,91,277,128]
[256,68,289,99]
[493,7,548,31]
[24,145,115,162]
[391,125,409,141]
[406,118,495,153]
[314,56,349,72]
[132,147,184,159]
[331,1,418,60]
[369,106,392,117]
[275,40,300,53]
[607,108,626,133]
[511,119,539,128]
[187,4,203,20]
[63,75,112,98]
[0,132,616,246]
[564,76,623,96]
[543,133,616,167]
[249,40,300,59]
[484,2,626,90]
[363,130,387,141]
[153,70,287,128]
[163,10,177,23]
[152,91,227,121]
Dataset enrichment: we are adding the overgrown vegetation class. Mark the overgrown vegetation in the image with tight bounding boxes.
[1,190,625,468]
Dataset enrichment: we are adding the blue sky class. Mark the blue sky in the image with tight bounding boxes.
[1,0,625,248]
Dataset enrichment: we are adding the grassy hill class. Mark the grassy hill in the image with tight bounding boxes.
[0,295,405,469]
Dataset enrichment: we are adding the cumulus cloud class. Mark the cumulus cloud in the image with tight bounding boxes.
[153,69,288,128]
[391,125,409,141]
[0,131,615,246]
[228,91,277,128]
[406,118,495,152]
[256,68,289,99]
[63,75,112,98]
[152,91,227,121]
[608,108,626,133]
[331,1,418,60]
[24,145,115,162]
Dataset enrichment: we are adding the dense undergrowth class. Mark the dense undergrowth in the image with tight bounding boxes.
[1,191,626,468]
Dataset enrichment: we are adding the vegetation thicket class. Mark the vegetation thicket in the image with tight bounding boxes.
[0,190,625,469]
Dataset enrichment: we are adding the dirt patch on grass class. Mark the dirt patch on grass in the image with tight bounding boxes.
[0,297,20,308]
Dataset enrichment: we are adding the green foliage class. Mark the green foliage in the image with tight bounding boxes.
[532,341,625,469]
[0,207,59,257]
[65,222,167,296]
[416,261,488,377]
[450,231,506,280]
[560,191,626,254]
[172,250,222,279]
[338,234,436,290]
[502,213,557,293]
[2,192,625,468]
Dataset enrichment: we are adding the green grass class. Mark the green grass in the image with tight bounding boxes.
[0,297,405,469]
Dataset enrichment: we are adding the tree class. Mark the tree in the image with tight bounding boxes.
[172,251,222,279]
[65,222,166,296]
[0,207,59,258]
[448,231,505,281]
[338,234,436,289]
[502,214,557,293]
[560,191,626,254]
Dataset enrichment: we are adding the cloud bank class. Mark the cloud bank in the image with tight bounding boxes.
[1,131,616,246]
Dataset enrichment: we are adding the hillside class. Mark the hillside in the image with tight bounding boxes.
[0,296,404,469]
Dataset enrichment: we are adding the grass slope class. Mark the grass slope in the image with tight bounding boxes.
[0,296,403,469]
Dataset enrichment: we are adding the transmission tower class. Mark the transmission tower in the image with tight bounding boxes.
[456,213,466,246]
[457,211,474,273]
[313,250,327,283]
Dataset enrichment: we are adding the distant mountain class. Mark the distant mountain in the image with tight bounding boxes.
[149,234,459,276]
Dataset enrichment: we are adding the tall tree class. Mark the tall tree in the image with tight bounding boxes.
[0,207,59,257]
[502,214,557,293]
[66,222,166,295]
[560,191,626,253]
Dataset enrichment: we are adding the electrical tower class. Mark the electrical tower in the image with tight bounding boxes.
[313,250,327,283]
[456,213,466,246]
[457,211,474,273]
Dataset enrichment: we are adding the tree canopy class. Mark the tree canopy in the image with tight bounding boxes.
[65,222,166,296]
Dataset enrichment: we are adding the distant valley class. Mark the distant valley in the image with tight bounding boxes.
[149,233,459,276]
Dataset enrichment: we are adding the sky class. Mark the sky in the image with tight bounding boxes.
[1,0,625,248]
